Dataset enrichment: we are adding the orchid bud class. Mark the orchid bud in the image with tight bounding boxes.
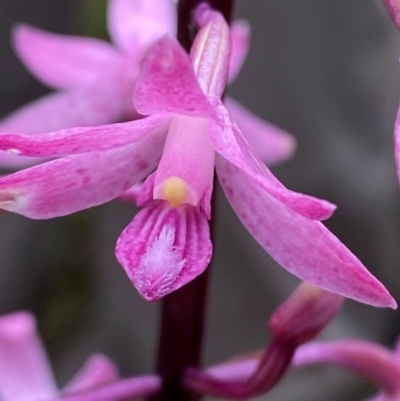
[269,282,344,345]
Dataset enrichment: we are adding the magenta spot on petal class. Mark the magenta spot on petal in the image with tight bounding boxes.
[136,160,149,171]
[65,182,77,189]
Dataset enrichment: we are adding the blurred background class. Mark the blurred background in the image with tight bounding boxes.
[0,0,400,399]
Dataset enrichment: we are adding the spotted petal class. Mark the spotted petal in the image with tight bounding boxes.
[0,114,170,157]
[210,106,335,220]
[216,156,395,308]
[116,203,211,301]
[0,132,165,219]
[13,24,123,89]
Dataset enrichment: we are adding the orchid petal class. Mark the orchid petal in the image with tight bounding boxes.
[224,97,296,165]
[210,106,335,220]
[107,0,176,59]
[0,78,140,136]
[13,24,123,89]
[191,5,231,101]
[216,156,396,308]
[0,132,165,219]
[134,36,217,119]
[63,354,118,394]
[228,20,250,83]
[0,114,170,157]
[0,312,58,401]
[116,203,211,301]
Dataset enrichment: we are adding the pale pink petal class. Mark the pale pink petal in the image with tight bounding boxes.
[116,203,211,301]
[0,312,58,401]
[13,24,123,89]
[216,156,396,308]
[134,36,217,119]
[210,107,335,221]
[191,5,231,101]
[107,0,176,59]
[224,97,296,165]
[63,354,119,394]
[0,71,139,138]
[228,20,250,83]
[0,114,170,157]
[0,131,165,219]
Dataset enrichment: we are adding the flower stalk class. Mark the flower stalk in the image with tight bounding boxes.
[151,1,234,401]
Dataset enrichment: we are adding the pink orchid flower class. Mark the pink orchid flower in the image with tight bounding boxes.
[0,6,394,308]
[0,0,294,168]
[0,311,118,401]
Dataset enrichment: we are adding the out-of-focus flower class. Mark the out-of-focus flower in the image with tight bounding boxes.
[293,339,400,401]
[0,6,394,308]
[0,0,294,168]
[0,311,118,401]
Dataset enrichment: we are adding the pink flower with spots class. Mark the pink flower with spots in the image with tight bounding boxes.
[0,311,118,401]
[0,0,294,168]
[0,6,394,307]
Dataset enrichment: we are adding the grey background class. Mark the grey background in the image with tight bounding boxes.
[0,0,399,400]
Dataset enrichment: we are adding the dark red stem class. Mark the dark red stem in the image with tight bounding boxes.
[151,1,234,401]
